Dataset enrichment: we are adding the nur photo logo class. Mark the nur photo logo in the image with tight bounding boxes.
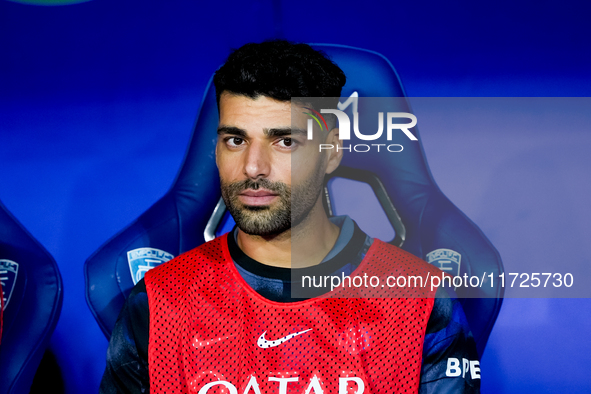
[303,97,418,153]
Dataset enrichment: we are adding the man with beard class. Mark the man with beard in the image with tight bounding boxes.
[100,41,481,393]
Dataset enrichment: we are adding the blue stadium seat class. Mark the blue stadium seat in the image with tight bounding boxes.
[0,199,63,394]
[1,282,4,344]
[84,44,503,357]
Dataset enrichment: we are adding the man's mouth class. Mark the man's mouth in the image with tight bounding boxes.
[238,189,279,206]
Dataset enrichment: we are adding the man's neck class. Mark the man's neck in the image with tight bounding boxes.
[236,200,340,269]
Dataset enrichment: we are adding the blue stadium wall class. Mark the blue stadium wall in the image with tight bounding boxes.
[1,0,590,392]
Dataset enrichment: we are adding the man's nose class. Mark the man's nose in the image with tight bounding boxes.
[243,141,271,179]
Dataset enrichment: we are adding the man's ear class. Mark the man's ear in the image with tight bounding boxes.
[324,127,343,175]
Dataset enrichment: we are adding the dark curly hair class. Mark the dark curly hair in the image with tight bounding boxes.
[213,40,346,117]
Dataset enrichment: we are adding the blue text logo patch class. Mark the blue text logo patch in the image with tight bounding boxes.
[127,248,174,285]
[0,259,19,310]
[426,249,461,277]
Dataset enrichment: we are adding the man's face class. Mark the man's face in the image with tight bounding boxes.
[216,93,333,236]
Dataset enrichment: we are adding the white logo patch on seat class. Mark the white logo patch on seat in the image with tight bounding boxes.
[427,249,461,277]
[127,248,174,285]
[0,259,19,309]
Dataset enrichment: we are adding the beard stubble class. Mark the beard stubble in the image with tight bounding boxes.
[220,168,325,237]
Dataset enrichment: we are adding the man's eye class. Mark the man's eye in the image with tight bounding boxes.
[279,138,293,148]
[227,137,244,147]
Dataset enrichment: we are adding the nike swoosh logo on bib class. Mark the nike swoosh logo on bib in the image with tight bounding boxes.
[257,329,312,348]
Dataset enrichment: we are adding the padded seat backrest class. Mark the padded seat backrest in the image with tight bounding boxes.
[0,199,63,394]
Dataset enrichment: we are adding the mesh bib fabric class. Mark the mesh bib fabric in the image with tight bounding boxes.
[145,235,440,393]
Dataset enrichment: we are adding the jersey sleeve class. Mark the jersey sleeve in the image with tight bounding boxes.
[418,286,481,394]
[99,279,150,394]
